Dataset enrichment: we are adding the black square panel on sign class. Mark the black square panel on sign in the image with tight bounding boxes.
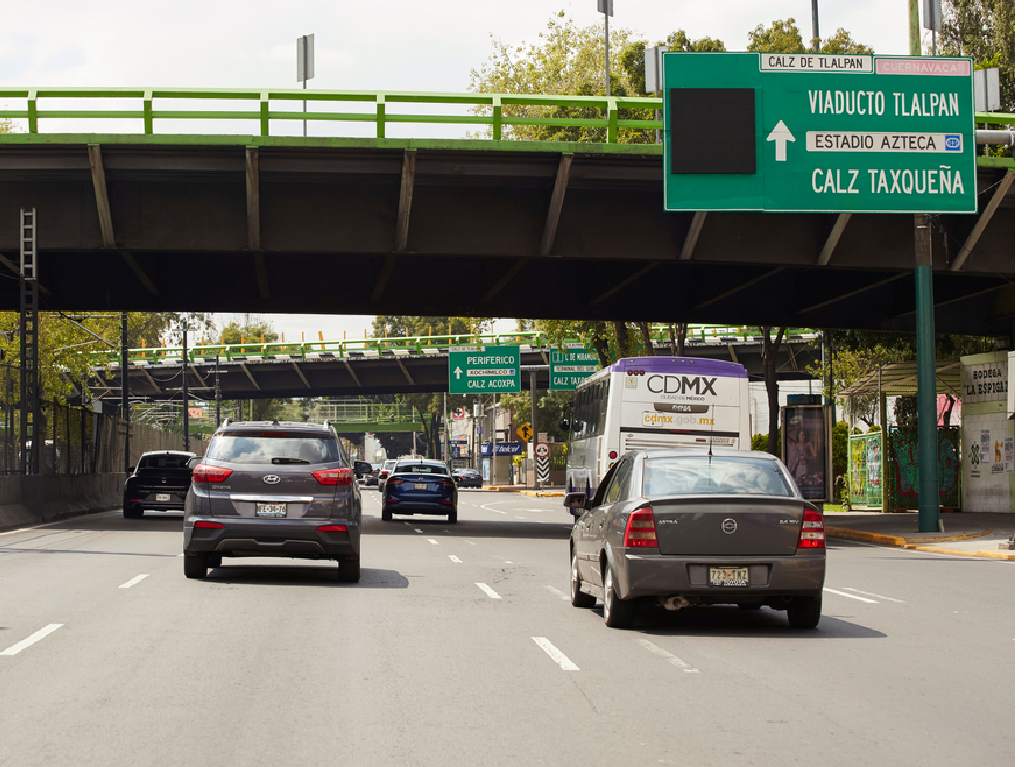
[670,88,756,174]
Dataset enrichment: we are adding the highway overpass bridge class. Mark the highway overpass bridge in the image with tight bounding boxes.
[0,88,1015,336]
[86,327,822,401]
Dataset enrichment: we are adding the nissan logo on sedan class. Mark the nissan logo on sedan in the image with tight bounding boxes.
[263,475,281,485]
[721,518,738,535]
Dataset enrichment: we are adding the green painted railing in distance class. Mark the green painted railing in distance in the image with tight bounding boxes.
[0,87,1014,165]
[88,325,820,366]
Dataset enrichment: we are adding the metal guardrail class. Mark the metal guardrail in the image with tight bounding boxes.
[88,325,820,366]
[0,88,1013,163]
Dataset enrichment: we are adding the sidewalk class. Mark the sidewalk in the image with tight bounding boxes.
[826,511,1015,561]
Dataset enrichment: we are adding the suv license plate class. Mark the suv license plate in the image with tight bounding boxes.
[709,567,749,587]
[256,503,287,518]
[155,493,170,502]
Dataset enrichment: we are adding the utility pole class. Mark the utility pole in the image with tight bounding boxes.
[121,312,130,473]
[214,354,221,424]
[529,370,538,490]
[297,33,315,138]
[598,0,612,96]
[181,319,190,452]
[909,0,940,534]
[811,0,820,52]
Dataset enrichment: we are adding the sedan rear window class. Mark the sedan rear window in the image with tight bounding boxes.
[206,433,340,465]
[643,456,794,498]
[396,462,448,475]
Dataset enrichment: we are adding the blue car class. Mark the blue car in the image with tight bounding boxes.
[382,459,458,524]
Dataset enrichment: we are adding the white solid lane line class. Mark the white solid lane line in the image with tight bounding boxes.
[544,585,570,601]
[845,587,906,604]
[824,587,878,604]
[449,555,463,564]
[117,574,150,590]
[636,638,701,674]
[463,540,477,546]
[531,637,579,671]
[427,538,439,545]
[475,583,502,599]
[0,624,64,656]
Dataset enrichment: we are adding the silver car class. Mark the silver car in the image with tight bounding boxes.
[183,420,370,582]
[566,449,826,629]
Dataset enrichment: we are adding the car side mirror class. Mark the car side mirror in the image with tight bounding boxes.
[353,460,372,478]
[564,491,589,517]
[186,457,201,472]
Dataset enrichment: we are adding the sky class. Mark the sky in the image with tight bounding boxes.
[2,1,914,342]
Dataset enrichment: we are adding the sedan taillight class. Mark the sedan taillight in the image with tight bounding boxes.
[312,468,353,486]
[798,506,826,549]
[192,464,232,484]
[624,506,658,549]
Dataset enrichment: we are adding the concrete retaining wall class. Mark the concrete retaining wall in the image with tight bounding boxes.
[0,473,124,531]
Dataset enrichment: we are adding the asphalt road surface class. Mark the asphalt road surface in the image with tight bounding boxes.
[0,490,1013,766]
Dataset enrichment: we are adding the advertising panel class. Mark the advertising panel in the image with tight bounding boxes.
[849,431,883,508]
[783,406,828,501]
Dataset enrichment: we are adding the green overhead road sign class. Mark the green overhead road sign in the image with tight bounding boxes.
[663,52,976,214]
[549,345,601,391]
[448,344,521,394]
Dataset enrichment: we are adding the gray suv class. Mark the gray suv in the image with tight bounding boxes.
[183,420,370,582]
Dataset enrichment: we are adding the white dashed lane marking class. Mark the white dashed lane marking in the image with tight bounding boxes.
[824,587,878,604]
[449,555,463,564]
[427,538,439,545]
[531,637,579,671]
[845,587,905,604]
[0,624,64,656]
[544,585,570,601]
[475,583,502,599]
[636,638,701,674]
[117,574,149,590]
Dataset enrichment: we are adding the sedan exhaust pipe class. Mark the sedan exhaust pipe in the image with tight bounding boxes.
[660,595,690,611]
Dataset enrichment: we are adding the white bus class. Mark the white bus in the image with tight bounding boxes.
[565,356,752,499]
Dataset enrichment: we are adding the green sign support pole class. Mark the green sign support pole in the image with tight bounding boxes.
[909,4,940,533]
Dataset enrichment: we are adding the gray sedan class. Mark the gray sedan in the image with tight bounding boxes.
[565,449,826,629]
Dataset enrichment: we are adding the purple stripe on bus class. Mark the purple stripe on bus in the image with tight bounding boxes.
[607,356,747,377]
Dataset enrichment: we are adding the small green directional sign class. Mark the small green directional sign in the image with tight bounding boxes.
[448,345,521,394]
[548,345,601,391]
[663,52,977,214]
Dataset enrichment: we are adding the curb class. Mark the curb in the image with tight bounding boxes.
[520,490,564,498]
[479,486,524,493]
[827,525,1014,561]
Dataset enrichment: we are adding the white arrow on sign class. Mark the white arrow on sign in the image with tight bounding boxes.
[454,366,463,380]
[766,119,795,162]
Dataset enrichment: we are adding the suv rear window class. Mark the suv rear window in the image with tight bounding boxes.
[206,432,340,465]
[643,456,794,498]
[139,454,191,470]
[396,462,448,475]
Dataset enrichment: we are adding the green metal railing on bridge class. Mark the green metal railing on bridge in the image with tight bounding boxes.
[0,87,1013,167]
[89,325,820,366]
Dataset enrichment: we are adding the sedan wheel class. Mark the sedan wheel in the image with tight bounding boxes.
[569,551,596,608]
[602,562,635,629]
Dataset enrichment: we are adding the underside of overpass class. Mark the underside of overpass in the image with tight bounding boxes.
[0,137,1014,336]
[89,337,821,401]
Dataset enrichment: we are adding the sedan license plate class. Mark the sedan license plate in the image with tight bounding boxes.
[155,493,171,502]
[414,483,428,491]
[256,503,287,518]
[709,567,749,587]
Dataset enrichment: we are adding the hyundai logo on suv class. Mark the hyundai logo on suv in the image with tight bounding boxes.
[263,475,281,485]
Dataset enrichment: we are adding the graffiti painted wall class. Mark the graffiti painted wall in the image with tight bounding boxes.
[887,427,961,511]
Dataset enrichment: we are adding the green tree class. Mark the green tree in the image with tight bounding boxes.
[940,0,1015,110]
[214,318,285,421]
[747,17,873,55]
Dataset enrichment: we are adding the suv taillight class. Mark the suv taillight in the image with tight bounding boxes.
[312,468,353,486]
[624,506,658,549]
[798,505,825,549]
[192,464,232,484]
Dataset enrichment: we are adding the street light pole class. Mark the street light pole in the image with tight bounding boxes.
[181,319,189,452]
[598,0,612,96]
[811,0,820,52]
